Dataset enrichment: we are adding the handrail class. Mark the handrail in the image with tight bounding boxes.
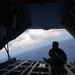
[66,62,75,69]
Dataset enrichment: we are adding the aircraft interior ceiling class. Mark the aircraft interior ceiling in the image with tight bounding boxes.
[0,0,75,50]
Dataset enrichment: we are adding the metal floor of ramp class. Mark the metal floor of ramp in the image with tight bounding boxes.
[0,59,75,75]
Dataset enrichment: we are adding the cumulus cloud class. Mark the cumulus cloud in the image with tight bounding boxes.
[27,29,61,40]
[9,29,71,52]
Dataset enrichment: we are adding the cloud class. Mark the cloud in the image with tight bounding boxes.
[9,29,71,52]
[27,29,61,41]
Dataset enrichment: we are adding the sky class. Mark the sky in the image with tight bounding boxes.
[0,29,74,62]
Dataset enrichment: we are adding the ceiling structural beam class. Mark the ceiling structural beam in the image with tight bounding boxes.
[63,0,75,38]
[18,0,64,3]
[0,0,31,50]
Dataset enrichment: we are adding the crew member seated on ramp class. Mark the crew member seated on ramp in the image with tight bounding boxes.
[43,41,67,66]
